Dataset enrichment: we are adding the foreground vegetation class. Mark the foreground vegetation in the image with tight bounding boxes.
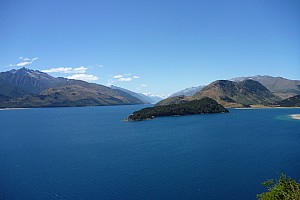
[257,174,300,200]
[127,97,228,121]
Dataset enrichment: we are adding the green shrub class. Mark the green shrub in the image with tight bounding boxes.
[257,174,300,200]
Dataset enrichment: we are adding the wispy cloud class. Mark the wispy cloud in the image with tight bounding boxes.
[94,64,103,68]
[87,64,103,69]
[67,74,99,81]
[112,73,140,82]
[42,67,72,73]
[72,66,87,73]
[142,92,167,99]
[42,66,88,74]
[16,61,32,67]
[42,65,99,83]
[15,57,39,67]
[4,58,101,83]
[118,77,132,82]
[136,83,148,91]
[112,75,123,79]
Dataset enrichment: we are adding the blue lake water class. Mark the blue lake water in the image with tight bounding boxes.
[0,105,299,200]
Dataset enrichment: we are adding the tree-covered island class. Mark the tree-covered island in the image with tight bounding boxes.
[126,97,229,121]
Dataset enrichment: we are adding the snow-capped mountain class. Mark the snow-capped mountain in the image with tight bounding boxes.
[169,86,204,97]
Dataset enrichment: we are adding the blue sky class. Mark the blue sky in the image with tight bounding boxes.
[0,0,299,97]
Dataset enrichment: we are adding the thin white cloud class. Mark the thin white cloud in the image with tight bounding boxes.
[87,64,103,69]
[16,61,32,67]
[42,67,73,73]
[67,74,99,81]
[142,93,167,99]
[118,77,132,82]
[72,66,87,73]
[112,73,140,82]
[136,84,147,91]
[42,66,88,74]
[113,75,123,79]
[15,57,39,67]
[42,65,98,82]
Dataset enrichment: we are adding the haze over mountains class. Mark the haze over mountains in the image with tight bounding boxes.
[110,85,162,104]
[169,86,204,97]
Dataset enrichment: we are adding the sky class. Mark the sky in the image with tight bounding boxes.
[0,0,299,97]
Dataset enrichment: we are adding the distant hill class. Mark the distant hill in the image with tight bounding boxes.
[111,86,150,104]
[169,86,204,97]
[0,68,143,108]
[157,80,279,108]
[275,95,300,107]
[141,93,163,104]
[231,75,300,99]
[110,86,163,104]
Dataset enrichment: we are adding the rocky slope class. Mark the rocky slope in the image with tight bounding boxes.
[0,78,28,100]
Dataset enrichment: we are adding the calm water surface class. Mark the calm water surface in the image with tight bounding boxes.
[0,105,299,200]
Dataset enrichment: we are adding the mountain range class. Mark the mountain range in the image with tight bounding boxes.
[1,69,299,108]
[0,68,145,108]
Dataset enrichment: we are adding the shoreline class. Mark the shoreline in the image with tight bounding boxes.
[290,114,300,120]
[233,106,300,109]
[0,108,28,111]
[0,106,299,111]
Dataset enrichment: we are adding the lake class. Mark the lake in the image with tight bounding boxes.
[0,105,299,200]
